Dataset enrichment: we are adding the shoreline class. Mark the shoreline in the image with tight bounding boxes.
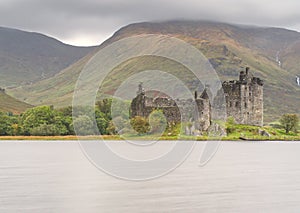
[0,135,299,141]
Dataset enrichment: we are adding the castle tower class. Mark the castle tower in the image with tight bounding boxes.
[221,67,263,126]
[130,83,146,117]
[194,88,211,131]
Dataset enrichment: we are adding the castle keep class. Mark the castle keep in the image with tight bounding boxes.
[131,67,263,131]
[221,67,263,126]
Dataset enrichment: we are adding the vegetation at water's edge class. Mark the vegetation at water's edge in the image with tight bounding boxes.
[222,116,299,141]
[0,99,299,141]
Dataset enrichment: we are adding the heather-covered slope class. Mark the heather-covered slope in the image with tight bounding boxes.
[0,27,94,87]
[8,21,300,122]
[0,90,32,114]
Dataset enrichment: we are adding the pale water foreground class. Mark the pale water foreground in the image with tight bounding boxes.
[1,141,300,212]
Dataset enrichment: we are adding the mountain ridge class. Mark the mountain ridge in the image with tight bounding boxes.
[7,21,300,122]
[0,26,95,87]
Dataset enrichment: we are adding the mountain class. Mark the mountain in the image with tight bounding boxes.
[7,21,300,122]
[0,89,32,114]
[0,27,95,87]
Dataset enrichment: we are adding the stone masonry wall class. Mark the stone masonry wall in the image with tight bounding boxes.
[131,68,264,132]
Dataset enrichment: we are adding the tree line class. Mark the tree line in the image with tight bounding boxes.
[0,99,114,136]
[0,98,298,136]
[0,99,169,136]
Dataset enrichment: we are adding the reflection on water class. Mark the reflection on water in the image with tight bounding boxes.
[0,141,300,212]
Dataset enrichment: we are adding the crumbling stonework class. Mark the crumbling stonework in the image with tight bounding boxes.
[215,67,264,126]
[131,85,211,131]
[131,67,264,133]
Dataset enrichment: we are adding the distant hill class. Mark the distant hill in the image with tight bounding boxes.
[0,89,32,114]
[0,27,95,87]
[8,21,300,122]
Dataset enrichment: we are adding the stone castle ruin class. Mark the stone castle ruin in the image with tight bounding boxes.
[220,67,263,126]
[130,67,263,133]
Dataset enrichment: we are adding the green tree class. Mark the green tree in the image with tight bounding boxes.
[96,99,112,119]
[0,112,13,135]
[20,106,69,136]
[280,114,299,134]
[95,109,109,135]
[105,116,130,135]
[30,124,60,136]
[57,106,79,135]
[72,115,96,136]
[96,98,130,120]
[106,120,117,135]
[130,116,150,135]
[225,116,236,134]
[0,112,21,135]
[148,110,167,134]
[53,114,69,135]
[110,99,130,120]
[21,106,55,135]
[10,123,21,136]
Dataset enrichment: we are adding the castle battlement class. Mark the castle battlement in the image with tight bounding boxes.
[216,67,263,126]
[131,67,264,133]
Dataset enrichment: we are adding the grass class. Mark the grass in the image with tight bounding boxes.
[7,21,300,123]
[0,135,121,141]
[0,127,299,141]
[0,91,33,114]
[224,122,300,141]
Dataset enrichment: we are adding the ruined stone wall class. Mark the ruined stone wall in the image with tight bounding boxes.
[247,83,263,126]
[216,69,263,126]
[131,93,211,131]
[131,95,182,123]
[131,68,264,131]
[222,81,242,123]
[196,98,211,131]
[136,105,181,123]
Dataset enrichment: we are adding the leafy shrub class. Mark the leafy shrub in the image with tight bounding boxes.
[280,114,299,134]
[72,115,96,136]
[30,124,60,136]
[130,116,150,135]
[148,110,167,134]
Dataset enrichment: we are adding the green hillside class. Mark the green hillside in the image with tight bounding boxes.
[0,90,32,114]
[0,27,94,87]
[8,21,300,122]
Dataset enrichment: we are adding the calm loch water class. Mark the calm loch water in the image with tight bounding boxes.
[1,141,300,212]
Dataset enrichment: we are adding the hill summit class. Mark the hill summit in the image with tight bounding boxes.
[0,27,94,87]
[8,21,300,122]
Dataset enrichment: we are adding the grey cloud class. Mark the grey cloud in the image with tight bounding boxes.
[1,0,300,45]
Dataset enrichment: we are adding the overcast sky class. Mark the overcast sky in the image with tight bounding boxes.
[1,0,300,46]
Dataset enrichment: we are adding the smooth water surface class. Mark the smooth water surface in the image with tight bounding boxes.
[0,141,300,212]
